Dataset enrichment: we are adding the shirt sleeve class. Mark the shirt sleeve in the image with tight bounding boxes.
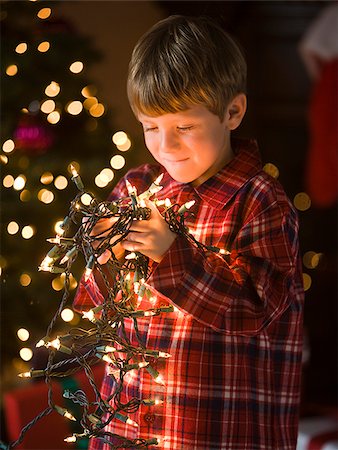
[146,199,302,336]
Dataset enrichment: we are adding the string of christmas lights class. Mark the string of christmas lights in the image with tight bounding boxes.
[3,167,232,449]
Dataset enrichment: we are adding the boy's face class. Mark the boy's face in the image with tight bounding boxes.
[138,105,233,186]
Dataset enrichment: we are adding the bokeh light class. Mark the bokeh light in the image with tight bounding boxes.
[41,99,55,114]
[17,328,30,341]
[7,221,19,235]
[3,139,15,153]
[89,103,105,117]
[20,273,32,287]
[38,189,54,204]
[110,155,125,170]
[45,81,60,97]
[13,175,26,191]
[3,175,14,188]
[61,308,74,322]
[37,41,50,52]
[302,273,312,291]
[20,189,31,202]
[263,163,279,179]
[40,172,54,184]
[81,85,97,98]
[69,61,84,74]
[37,7,51,19]
[19,348,33,361]
[293,192,311,211]
[66,101,83,115]
[47,111,61,124]
[6,65,18,76]
[54,175,68,190]
[22,225,35,239]
[15,43,28,54]
[80,193,93,206]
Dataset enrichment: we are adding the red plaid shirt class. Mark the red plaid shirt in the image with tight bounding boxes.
[74,138,304,450]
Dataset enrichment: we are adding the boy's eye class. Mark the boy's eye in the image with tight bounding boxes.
[144,127,157,132]
[177,126,194,132]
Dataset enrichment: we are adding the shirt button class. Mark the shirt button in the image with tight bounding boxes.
[144,412,155,423]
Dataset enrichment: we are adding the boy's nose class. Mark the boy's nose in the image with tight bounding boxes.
[159,130,179,154]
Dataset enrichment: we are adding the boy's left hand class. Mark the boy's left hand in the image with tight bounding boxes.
[121,200,176,263]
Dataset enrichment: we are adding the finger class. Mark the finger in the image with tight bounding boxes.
[124,231,145,244]
[97,249,111,265]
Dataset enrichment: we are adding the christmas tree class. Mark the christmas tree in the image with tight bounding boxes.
[1,0,135,393]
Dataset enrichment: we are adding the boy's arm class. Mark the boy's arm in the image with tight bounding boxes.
[146,199,303,336]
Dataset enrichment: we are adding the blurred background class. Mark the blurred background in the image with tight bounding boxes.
[1,1,337,448]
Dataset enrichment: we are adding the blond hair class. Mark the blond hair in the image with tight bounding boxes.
[127,15,247,120]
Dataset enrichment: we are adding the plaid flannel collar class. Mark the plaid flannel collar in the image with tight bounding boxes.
[163,138,262,210]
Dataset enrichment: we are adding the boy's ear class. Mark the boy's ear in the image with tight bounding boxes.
[225,93,247,130]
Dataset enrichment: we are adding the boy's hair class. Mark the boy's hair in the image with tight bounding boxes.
[127,15,247,120]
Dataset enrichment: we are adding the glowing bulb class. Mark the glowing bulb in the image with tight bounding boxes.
[110,155,125,170]
[37,41,50,52]
[293,192,311,211]
[20,189,31,202]
[61,308,74,322]
[6,65,18,76]
[20,273,31,287]
[13,175,26,191]
[89,103,105,117]
[7,221,19,235]
[83,97,98,109]
[17,328,30,341]
[69,61,83,73]
[126,418,139,428]
[3,139,15,153]
[154,374,165,385]
[41,99,55,114]
[38,189,54,204]
[80,193,92,205]
[37,7,52,19]
[45,81,60,97]
[66,101,83,115]
[54,175,68,190]
[54,220,64,235]
[112,131,128,146]
[3,175,14,188]
[64,436,76,443]
[22,225,35,239]
[47,111,61,124]
[95,174,109,188]
[81,85,97,98]
[263,162,279,179]
[19,347,33,361]
[40,172,53,184]
[100,168,114,182]
[15,43,28,54]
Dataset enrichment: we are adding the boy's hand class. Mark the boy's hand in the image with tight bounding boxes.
[121,200,176,263]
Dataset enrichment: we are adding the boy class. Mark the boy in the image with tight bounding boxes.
[75,15,304,450]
